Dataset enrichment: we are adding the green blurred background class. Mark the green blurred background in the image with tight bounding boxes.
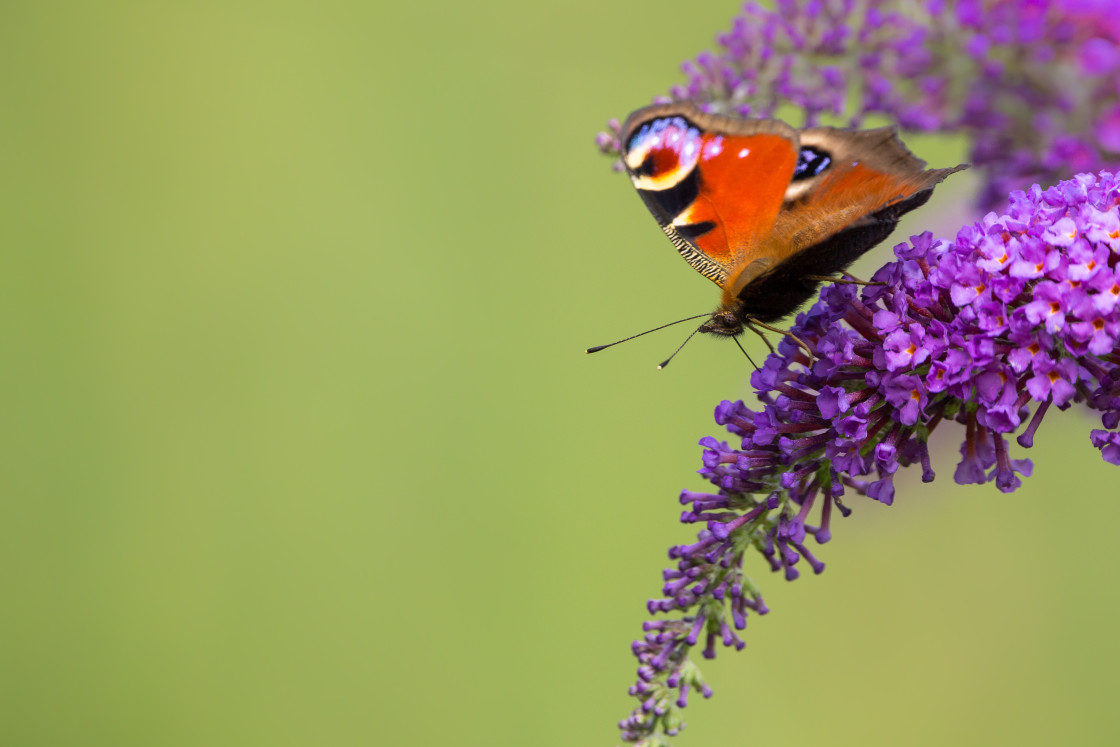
[3,2,1119,746]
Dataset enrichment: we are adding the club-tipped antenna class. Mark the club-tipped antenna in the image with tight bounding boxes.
[585,313,711,354]
[657,321,708,370]
[732,335,759,370]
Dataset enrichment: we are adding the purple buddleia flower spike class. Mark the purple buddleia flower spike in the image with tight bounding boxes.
[597,0,1120,212]
[616,171,1120,745]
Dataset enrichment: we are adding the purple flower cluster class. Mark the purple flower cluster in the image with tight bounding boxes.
[618,170,1120,745]
[596,0,1120,210]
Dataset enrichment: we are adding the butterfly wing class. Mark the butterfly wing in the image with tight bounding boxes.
[620,103,801,286]
[723,125,968,317]
[620,104,966,325]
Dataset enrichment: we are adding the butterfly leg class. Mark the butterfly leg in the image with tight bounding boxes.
[841,271,887,286]
[743,320,776,355]
[804,273,886,287]
[731,335,760,370]
[746,318,814,363]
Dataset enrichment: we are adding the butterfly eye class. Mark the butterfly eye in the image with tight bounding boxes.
[793,147,832,180]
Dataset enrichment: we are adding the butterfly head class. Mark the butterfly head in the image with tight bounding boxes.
[698,309,744,338]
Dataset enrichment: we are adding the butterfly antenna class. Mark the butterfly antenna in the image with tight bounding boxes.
[586,313,711,354]
[732,335,759,370]
[657,321,707,370]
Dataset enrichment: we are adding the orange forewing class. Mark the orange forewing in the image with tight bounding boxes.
[686,133,798,271]
[620,105,800,284]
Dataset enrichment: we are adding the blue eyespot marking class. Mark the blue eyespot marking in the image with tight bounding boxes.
[793,147,832,180]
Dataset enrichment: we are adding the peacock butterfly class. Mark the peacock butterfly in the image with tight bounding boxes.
[615,102,967,342]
